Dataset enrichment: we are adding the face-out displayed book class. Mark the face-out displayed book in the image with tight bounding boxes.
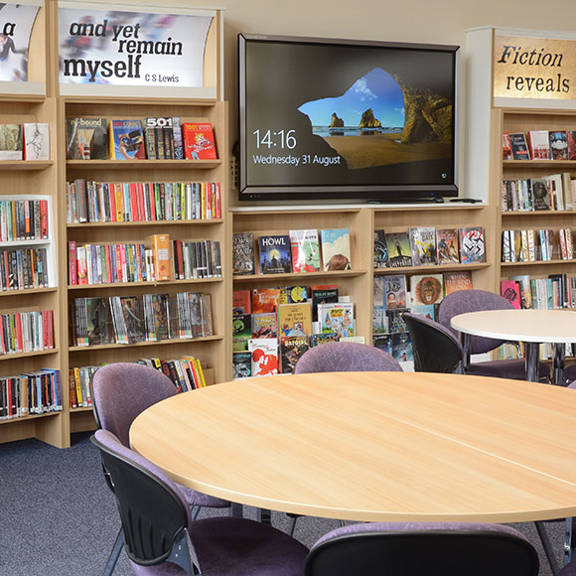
[182,122,218,160]
[258,234,292,274]
[248,338,278,377]
[232,313,252,352]
[252,312,277,339]
[373,229,389,268]
[66,117,107,160]
[320,228,351,271]
[289,229,321,273]
[280,336,309,374]
[436,228,460,264]
[233,232,255,275]
[385,231,412,268]
[0,124,23,160]
[317,302,354,340]
[109,119,146,160]
[459,227,486,263]
[410,274,443,306]
[23,123,50,160]
[277,302,312,338]
[409,226,437,266]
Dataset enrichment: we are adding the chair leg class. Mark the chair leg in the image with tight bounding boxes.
[565,517,574,566]
[535,521,560,576]
[102,527,124,576]
[286,514,298,536]
[229,503,243,518]
[190,505,201,520]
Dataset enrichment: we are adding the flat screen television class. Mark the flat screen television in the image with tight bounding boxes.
[238,34,460,202]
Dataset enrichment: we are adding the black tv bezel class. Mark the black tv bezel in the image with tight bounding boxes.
[238,33,460,203]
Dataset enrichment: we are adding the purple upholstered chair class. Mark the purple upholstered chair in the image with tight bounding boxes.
[402,312,463,373]
[92,363,229,576]
[305,521,539,576]
[295,341,402,374]
[438,289,549,381]
[92,429,308,576]
[561,563,576,576]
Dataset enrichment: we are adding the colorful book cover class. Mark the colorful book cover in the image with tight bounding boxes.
[392,332,413,363]
[410,304,436,321]
[252,312,278,339]
[182,122,217,160]
[279,285,308,304]
[409,226,437,266]
[310,284,339,321]
[549,131,569,160]
[386,308,408,334]
[509,132,530,160]
[567,131,576,161]
[436,228,460,264]
[317,302,354,339]
[500,279,522,309]
[310,332,339,346]
[510,275,533,309]
[109,119,146,160]
[383,274,407,309]
[0,124,22,160]
[502,132,513,160]
[233,352,252,379]
[66,117,107,160]
[233,289,252,315]
[385,231,412,268]
[444,271,474,296]
[277,302,313,338]
[258,234,292,274]
[320,228,351,271]
[251,288,281,314]
[372,305,388,334]
[373,334,392,354]
[410,274,443,305]
[373,229,388,268]
[232,313,252,352]
[248,338,278,377]
[233,232,255,275]
[289,229,321,272]
[280,336,310,374]
[459,227,486,264]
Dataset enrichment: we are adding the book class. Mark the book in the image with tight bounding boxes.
[289,229,321,272]
[567,131,576,161]
[66,118,107,160]
[148,234,170,281]
[144,117,174,160]
[109,119,146,160]
[436,228,460,264]
[0,124,22,160]
[248,338,278,377]
[277,302,313,338]
[410,304,437,321]
[258,234,292,274]
[373,334,392,354]
[444,271,474,295]
[549,131,569,160]
[233,290,252,315]
[310,284,338,321]
[373,229,388,268]
[317,302,355,339]
[410,274,443,305]
[500,280,522,309]
[385,231,412,267]
[251,287,281,314]
[233,232,255,275]
[509,132,530,160]
[252,312,277,339]
[383,274,407,309]
[392,333,413,363]
[527,130,550,160]
[372,305,388,334]
[409,226,436,266]
[232,314,252,352]
[23,123,50,161]
[502,132,513,160]
[386,308,408,334]
[320,228,351,271]
[279,285,308,304]
[310,332,339,346]
[280,336,310,374]
[459,227,486,263]
[233,352,252,379]
[182,122,218,160]
[531,178,551,211]
[119,296,145,344]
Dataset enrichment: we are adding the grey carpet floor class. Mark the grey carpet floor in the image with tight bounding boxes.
[0,432,567,575]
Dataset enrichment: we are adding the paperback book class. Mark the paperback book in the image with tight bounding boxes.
[0,124,22,160]
[280,336,310,374]
[373,229,389,268]
[459,227,486,264]
[258,234,292,274]
[277,302,313,338]
[252,312,277,339]
[410,274,443,305]
[444,271,474,295]
[385,231,412,268]
[248,338,278,377]
[320,228,351,271]
[382,274,407,309]
[251,288,281,314]
[232,314,252,352]
[409,226,436,266]
[233,352,252,379]
[182,122,217,160]
[289,229,321,272]
[309,284,338,321]
[550,131,569,160]
[66,117,108,160]
[436,228,460,264]
[233,232,255,275]
[317,302,355,339]
[279,285,308,304]
[23,123,50,160]
[109,119,146,160]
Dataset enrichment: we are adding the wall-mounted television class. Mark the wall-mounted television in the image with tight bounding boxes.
[238,34,460,203]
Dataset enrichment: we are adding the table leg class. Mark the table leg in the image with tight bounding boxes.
[461,333,470,372]
[256,508,272,524]
[229,503,243,518]
[553,343,566,386]
[524,342,540,382]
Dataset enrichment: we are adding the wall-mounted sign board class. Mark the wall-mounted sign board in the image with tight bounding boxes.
[58,1,222,100]
[0,0,44,96]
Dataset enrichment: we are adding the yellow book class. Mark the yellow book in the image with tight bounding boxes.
[73,367,84,406]
[148,234,170,281]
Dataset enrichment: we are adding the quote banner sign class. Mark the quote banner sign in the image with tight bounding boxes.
[494,33,576,101]
[58,6,213,89]
[0,2,41,82]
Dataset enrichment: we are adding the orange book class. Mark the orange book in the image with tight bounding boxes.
[148,234,170,281]
[182,122,217,160]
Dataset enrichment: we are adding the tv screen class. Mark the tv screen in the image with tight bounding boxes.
[238,34,460,202]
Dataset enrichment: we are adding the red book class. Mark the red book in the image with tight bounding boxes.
[39,200,48,238]
[213,182,221,219]
[500,280,521,309]
[68,241,77,285]
[174,239,184,279]
[15,313,22,353]
[182,123,217,160]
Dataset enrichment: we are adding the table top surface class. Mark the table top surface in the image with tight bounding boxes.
[451,309,576,343]
[130,371,576,523]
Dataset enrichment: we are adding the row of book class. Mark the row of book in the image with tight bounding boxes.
[374,226,486,268]
[498,341,575,362]
[66,117,217,161]
[503,130,576,161]
[68,238,221,286]
[69,356,207,409]
[0,198,50,242]
[0,309,54,356]
[0,247,50,291]
[373,332,413,364]
[501,174,576,212]
[66,179,222,224]
[71,292,214,347]
[500,274,576,311]
[0,369,61,420]
[501,228,574,263]
[233,228,352,276]
[0,122,50,161]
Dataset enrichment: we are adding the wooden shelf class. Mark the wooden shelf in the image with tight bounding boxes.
[233,269,368,282]
[501,259,576,267]
[66,159,221,170]
[68,277,222,290]
[0,348,58,361]
[0,160,53,171]
[0,287,57,297]
[67,219,223,228]
[503,160,576,168]
[502,210,576,217]
[0,410,61,425]
[375,263,490,274]
[69,335,223,353]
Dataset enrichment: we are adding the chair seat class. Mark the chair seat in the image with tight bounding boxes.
[466,358,549,381]
[560,562,576,576]
[130,517,309,576]
[564,363,576,385]
[181,485,229,508]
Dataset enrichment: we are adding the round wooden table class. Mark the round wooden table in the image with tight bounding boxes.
[451,309,576,384]
[130,371,576,523]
